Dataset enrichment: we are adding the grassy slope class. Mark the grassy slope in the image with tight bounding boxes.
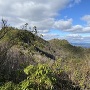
[0,27,90,90]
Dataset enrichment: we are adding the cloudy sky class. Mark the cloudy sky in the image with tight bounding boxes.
[0,0,90,43]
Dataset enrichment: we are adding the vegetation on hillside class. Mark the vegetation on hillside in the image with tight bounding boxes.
[0,24,90,90]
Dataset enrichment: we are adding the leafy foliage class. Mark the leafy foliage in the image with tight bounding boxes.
[19,64,56,90]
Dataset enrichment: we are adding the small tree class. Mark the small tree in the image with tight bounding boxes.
[24,23,28,30]
[33,26,37,35]
[1,18,8,29]
[21,23,28,30]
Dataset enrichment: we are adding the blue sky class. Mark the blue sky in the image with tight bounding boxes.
[60,0,90,25]
[0,0,90,43]
[44,0,90,43]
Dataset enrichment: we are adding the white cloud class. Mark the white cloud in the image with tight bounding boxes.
[38,30,49,33]
[81,15,90,26]
[53,20,90,33]
[0,0,70,21]
[65,34,90,43]
[66,25,83,32]
[0,0,73,35]
[42,33,60,40]
[52,14,90,34]
[65,25,90,33]
[81,15,90,21]
[1,0,88,42]
[54,19,72,30]
[0,0,78,32]
[67,34,82,38]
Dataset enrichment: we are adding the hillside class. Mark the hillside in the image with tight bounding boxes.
[0,27,90,90]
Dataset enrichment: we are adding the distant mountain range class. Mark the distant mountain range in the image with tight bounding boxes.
[71,43,90,48]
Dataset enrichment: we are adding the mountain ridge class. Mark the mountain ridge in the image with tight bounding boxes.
[0,27,90,90]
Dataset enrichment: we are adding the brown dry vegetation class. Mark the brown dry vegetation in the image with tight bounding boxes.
[0,27,90,90]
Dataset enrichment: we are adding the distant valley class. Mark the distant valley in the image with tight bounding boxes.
[71,43,90,48]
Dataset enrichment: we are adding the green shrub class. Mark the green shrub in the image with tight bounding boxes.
[23,64,56,90]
